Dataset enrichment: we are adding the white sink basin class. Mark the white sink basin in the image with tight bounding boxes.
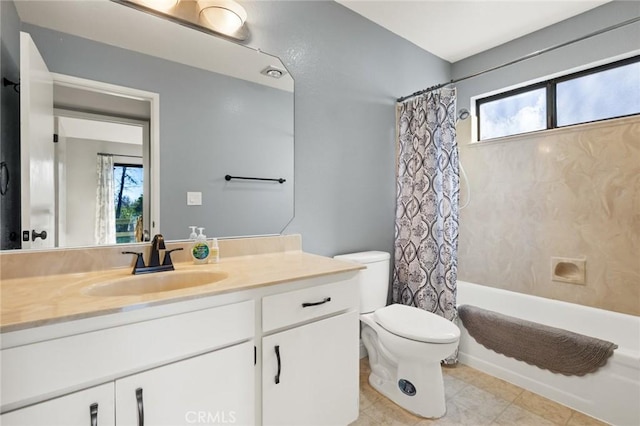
[83,270,228,297]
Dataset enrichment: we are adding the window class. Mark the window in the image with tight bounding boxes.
[478,86,547,140]
[476,56,639,140]
[114,164,144,244]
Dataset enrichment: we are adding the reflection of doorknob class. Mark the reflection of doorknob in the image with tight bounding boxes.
[32,230,47,241]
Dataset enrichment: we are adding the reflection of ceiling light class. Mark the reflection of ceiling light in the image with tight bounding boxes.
[137,0,178,12]
[196,0,247,35]
[261,66,287,79]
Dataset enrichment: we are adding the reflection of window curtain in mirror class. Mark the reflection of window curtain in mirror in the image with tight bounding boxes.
[95,154,116,245]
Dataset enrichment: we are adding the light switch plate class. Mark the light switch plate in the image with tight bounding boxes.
[187,191,202,206]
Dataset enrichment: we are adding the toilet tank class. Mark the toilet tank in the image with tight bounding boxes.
[333,251,390,314]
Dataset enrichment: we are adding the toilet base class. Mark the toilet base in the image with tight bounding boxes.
[367,360,446,418]
[360,315,457,419]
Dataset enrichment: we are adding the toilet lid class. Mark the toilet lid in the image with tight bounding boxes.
[373,304,460,343]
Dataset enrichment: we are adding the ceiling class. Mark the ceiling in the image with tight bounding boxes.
[336,0,611,62]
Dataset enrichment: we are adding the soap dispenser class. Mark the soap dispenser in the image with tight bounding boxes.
[191,227,210,264]
[210,238,220,263]
[189,226,198,240]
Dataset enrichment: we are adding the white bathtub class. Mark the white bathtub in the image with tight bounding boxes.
[456,280,640,426]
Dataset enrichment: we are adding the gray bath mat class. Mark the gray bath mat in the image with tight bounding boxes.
[458,304,617,376]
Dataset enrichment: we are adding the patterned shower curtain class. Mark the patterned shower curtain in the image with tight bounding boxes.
[392,88,460,364]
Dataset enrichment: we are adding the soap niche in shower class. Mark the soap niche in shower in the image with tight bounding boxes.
[551,257,586,285]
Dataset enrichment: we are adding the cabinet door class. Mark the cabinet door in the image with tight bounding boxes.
[262,311,359,426]
[115,341,254,426]
[0,383,114,426]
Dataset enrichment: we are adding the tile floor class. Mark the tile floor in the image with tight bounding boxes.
[352,358,608,426]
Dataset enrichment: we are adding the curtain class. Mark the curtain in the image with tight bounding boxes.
[392,88,460,364]
[95,154,116,245]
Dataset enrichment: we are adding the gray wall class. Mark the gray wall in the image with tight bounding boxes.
[452,1,640,112]
[243,1,450,256]
[27,1,449,256]
[23,22,295,241]
[0,0,22,250]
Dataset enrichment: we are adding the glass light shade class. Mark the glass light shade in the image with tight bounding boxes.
[138,0,178,12]
[197,0,247,34]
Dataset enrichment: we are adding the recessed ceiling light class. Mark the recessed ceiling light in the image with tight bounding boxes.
[261,66,287,79]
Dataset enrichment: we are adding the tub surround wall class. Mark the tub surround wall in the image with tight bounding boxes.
[457,117,640,316]
[452,1,640,316]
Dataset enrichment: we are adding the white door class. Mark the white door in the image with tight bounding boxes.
[54,116,68,247]
[20,32,55,249]
[115,341,255,426]
[0,383,114,426]
[262,311,360,426]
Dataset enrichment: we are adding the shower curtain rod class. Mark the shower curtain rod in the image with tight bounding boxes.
[397,16,640,103]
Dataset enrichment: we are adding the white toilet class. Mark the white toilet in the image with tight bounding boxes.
[334,251,460,418]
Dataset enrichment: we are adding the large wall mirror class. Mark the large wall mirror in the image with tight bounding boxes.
[0,0,294,250]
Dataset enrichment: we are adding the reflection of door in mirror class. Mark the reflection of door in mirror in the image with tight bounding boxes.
[55,110,149,248]
[20,32,54,250]
[18,31,159,249]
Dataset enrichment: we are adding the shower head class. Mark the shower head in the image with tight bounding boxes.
[457,109,470,121]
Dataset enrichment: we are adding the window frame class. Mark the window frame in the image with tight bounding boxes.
[475,55,640,141]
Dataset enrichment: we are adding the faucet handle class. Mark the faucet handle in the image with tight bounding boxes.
[162,248,184,268]
[122,251,146,273]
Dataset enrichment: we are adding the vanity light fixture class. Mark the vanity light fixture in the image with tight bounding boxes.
[196,0,247,35]
[113,0,250,41]
[261,66,287,79]
[137,0,178,12]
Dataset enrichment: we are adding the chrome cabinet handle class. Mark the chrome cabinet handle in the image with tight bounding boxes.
[136,388,144,426]
[274,345,281,384]
[302,297,331,308]
[90,403,98,426]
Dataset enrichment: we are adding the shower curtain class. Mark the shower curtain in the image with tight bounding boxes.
[392,87,460,364]
[95,154,116,245]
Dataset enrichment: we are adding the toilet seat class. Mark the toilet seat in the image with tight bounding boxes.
[373,304,460,344]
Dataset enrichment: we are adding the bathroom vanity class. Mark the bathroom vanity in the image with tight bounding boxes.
[0,235,362,425]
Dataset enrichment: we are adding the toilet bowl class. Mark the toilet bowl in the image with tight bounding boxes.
[334,251,460,418]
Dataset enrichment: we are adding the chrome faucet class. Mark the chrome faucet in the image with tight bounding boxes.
[122,234,183,275]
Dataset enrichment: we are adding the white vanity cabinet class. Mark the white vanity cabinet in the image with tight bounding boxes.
[115,341,254,426]
[1,269,362,426]
[1,300,255,426]
[261,280,360,426]
[0,383,115,426]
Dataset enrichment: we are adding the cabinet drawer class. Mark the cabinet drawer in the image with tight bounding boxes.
[262,276,358,332]
[1,300,254,412]
[0,383,115,426]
